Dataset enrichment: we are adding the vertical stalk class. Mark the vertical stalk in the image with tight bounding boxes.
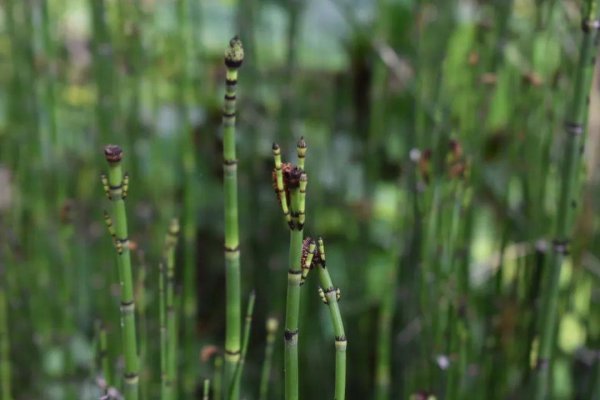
[214,356,223,400]
[165,219,180,398]
[0,281,11,400]
[203,379,211,400]
[229,291,256,399]
[222,36,244,400]
[272,139,308,400]
[97,321,111,388]
[101,145,139,400]
[259,317,278,400]
[533,1,599,398]
[159,260,169,399]
[315,238,347,400]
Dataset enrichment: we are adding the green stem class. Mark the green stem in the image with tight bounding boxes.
[316,238,347,400]
[285,221,303,400]
[229,291,256,399]
[533,1,599,399]
[165,219,180,399]
[259,318,279,400]
[97,321,111,388]
[102,145,139,400]
[223,37,244,400]
[204,379,211,400]
[0,285,11,400]
[159,261,169,399]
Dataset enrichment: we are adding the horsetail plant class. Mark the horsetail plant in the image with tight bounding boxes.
[159,260,169,398]
[165,218,180,398]
[222,36,244,400]
[101,145,139,400]
[532,1,600,398]
[259,318,279,400]
[272,138,308,400]
[0,279,11,400]
[229,291,256,399]
[313,237,347,400]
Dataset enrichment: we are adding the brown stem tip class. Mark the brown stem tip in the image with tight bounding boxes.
[104,145,123,163]
[224,36,244,69]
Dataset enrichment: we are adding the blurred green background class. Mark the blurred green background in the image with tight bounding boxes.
[0,0,599,399]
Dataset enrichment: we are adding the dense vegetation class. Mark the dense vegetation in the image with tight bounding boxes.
[0,0,599,399]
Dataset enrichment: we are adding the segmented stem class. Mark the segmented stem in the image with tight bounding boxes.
[165,219,180,399]
[102,145,139,400]
[316,238,347,400]
[229,291,256,399]
[223,36,244,400]
[533,2,600,399]
[0,285,11,400]
[259,318,279,400]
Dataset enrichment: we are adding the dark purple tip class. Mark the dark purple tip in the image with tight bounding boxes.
[104,145,123,163]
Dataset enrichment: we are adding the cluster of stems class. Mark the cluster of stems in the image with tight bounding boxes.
[101,145,139,400]
[222,36,244,400]
[532,0,600,398]
[272,138,308,400]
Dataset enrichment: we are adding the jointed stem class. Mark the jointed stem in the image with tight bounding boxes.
[532,1,599,399]
[223,36,244,400]
[316,238,347,400]
[102,145,139,400]
[259,318,278,400]
[165,219,180,399]
[229,291,256,399]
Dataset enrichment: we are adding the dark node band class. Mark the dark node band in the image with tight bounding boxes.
[565,121,584,136]
[552,239,570,255]
[296,223,304,230]
[224,245,240,252]
[124,372,139,380]
[225,94,236,101]
[223,111,236,118]
[582,19,600,32]
[335,335,347,342]
[223,159,238,166]
[121,300,134,307]
[225,78,237,85]
[288,221,296,230]
[298,154,305,158]
[109,184,122,190]
[299,189,306,194]
[284,329,298,340]
[288,269,302,275]
[225,59,243,69]
[324,286,336,294]
[225,349,241,355]
[116,237,128,244]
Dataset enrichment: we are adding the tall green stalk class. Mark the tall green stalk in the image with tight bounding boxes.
[165,219,180,398]
[159,260,169,399]
[229,291,256,399]
[222,36,244,400]
[259,318,278,400]
[314,238,347,400]
[532,1,599,398]
[0,281,11,400]
[101,145,139,400]
[272,139,307,400]
[203,379,211,400]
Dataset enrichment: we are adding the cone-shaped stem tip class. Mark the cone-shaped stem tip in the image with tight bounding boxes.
[297,136,307,149]
[224,35,244,69]
[272,142,280,151]
[104,145,123,163]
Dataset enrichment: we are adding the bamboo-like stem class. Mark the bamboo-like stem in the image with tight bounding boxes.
[102,145,139,400]
[165,219,180,399]
[259,318,279,400]
[97,321,111,388]
[203,379,211,400]
[159,260,169,399]
[222,36,244,400]
[229,291,256,399]
[0,282,11,400]
[315,238,347,400]
[214,356,223,400]
[135,252,148,399]
[272,139,308,400]
[532,1,599,398]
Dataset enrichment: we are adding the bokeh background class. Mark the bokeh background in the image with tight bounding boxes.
[0,0,599,399]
